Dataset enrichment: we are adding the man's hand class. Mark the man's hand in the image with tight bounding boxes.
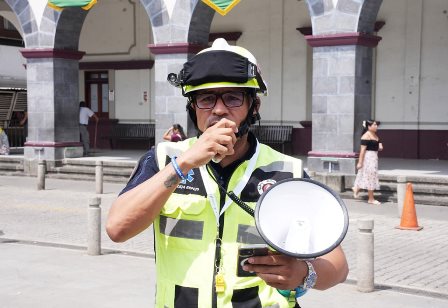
[244,246,348,291]
[242,252,307,290]
[179,118,238,169]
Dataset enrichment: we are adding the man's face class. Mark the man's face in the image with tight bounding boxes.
[191,87,251,133]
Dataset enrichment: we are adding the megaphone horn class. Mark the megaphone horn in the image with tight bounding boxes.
[255,178,349,259]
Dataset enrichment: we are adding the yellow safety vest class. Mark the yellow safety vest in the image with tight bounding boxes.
[154,137,303,308]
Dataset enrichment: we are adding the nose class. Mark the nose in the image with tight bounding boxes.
[212,96,228,114]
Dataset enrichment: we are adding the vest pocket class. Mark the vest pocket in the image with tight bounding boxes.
[231,286,262,308]
[158,196,208,251]
[161,194,207,216]
[174,285,199,308]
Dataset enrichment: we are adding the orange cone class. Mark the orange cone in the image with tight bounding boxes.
[396,183,423,231]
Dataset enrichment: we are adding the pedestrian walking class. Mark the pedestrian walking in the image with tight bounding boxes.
[352,119,383,204]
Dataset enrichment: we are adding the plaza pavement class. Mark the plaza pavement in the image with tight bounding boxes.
[1,155,448,307]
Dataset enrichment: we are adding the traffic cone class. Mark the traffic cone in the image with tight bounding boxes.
[395,183,423,231]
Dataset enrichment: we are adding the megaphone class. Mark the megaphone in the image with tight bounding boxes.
[255,178,349,259]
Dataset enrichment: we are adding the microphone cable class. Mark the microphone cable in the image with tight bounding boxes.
[205,164,255,217]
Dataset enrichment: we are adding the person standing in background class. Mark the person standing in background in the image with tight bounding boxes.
[352,119,383,204]
[79,101,98,157]
[19,111,28,142]
[163,123,187,142]
[0,128,10,155]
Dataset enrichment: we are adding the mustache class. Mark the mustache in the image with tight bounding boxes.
[206,116,227,128]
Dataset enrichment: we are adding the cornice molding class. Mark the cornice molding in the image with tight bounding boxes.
[20,48,85,60]
[297,21,386,37]
[79,60,154,70]
[148,43,206,55]
[305,32,382,48]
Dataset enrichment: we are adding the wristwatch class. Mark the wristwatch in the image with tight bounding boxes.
[302,260,317,289]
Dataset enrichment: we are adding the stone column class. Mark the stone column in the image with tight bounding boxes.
[148,43,206,144]
[305,33,381,174]
[20,49,85,172]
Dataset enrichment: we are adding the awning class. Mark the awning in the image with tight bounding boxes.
[201,0,241,16]
[48,0,97,11]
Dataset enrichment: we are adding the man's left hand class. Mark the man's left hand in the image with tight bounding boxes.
[242,252,307,290]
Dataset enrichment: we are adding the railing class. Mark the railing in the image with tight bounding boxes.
[3,125,25,147]
[250,125,293,153]
[105,123,155,149]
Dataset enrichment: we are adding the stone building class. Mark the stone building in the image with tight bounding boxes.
[0,0,447,174]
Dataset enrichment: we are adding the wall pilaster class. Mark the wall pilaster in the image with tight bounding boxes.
[306,33,381,174]
[20,48,85,165]
[148,43,206,144]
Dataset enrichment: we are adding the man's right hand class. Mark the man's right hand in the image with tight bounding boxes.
[179,118,238,169]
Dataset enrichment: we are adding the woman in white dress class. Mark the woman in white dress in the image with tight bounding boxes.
[352,120,383,204]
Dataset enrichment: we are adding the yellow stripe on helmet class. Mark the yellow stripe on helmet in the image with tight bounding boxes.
[184,79,260,95]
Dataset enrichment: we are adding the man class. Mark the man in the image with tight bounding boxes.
[107,38,348,307]
[79,101,98,156]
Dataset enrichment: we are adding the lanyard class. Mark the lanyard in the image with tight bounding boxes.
[199,140,260,226]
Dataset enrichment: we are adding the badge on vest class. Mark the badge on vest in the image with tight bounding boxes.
[257,179,276,195]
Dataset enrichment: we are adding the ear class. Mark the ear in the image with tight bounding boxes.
[250,97,261,124]
[252,96,261,114]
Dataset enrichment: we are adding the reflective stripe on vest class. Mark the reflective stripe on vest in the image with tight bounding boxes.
[159,215,204,240]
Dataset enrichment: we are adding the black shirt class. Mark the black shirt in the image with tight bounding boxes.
[361,139,380,151]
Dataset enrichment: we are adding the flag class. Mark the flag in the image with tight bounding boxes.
[48,0,97,11]
[202,0,241,16]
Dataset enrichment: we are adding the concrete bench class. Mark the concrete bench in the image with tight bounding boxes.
[250,125,293,153]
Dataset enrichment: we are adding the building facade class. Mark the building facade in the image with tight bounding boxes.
[0,0,447,173]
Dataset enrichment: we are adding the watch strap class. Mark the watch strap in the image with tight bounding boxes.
[303,260,317,289]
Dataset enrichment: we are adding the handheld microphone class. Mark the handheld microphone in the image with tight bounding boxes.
[211,112,259,163]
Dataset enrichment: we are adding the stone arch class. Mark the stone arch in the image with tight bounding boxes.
[305,0,383,34]
[187,1,214,45]
[0,1,23,37]
[139,0,214,46]
[139,0,167,28]
[139,0,169,43]
[53,7,88,50]
[356,0,383,33]
[4,0,38,41]
[4,0,88,49]
[306,0,334,18]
